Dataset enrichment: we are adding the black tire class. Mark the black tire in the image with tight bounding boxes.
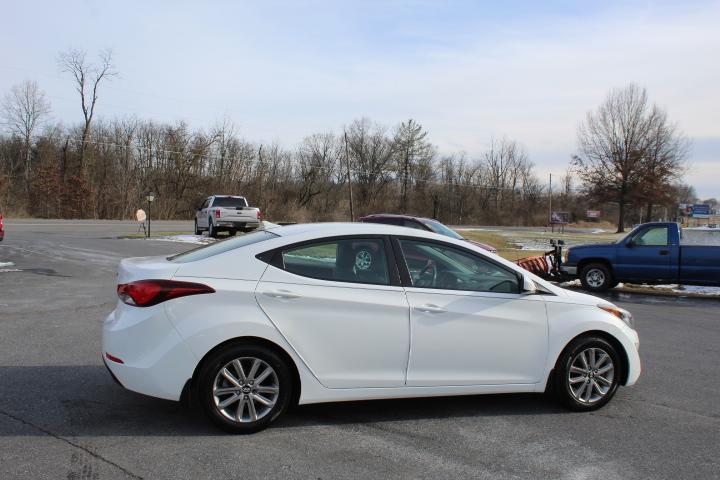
[579,263,613,292]
[552,336,622,411]
[208,218,216,238]
[194,219,202,235]
[197,343,293,434]
[227,229,237,237]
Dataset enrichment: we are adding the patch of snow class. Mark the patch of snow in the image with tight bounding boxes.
[154,235,216,245]
[454,227,501,232]
[558,279,581,288]
[623,283,720,296]
[0,262,21,273]
[590,229,606,234]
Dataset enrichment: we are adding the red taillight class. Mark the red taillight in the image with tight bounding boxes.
[117,279,215,307]
[257,210,263,220]
[214,209,221,218]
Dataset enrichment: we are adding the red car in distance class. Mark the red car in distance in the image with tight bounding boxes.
[359,214,497,253]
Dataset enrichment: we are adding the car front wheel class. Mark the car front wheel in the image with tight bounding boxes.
[553,336,621,411]
[197,344,292,434]
[194,219,202,235]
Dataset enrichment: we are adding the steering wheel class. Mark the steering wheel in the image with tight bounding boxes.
[415,260,437,287]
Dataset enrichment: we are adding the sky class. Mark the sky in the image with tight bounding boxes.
[1,0,718,199]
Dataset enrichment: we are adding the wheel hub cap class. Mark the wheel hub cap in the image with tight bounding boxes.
[212,357,280,423]
[568,347,615,404]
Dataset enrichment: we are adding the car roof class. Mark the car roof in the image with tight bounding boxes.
[360,213,431,222]
[269,221,440,239]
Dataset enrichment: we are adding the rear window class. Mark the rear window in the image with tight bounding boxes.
[212,197,248,207]
[168,230,278,263]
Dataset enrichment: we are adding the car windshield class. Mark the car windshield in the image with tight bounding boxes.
[168,230,278,263]
[421,219,464,240]
[213,197,248,207]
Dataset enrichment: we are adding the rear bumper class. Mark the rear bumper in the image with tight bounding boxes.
[102,307,198,401]
[216,220,260,229]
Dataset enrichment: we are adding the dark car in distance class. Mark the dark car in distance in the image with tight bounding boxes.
[359,214,497,253]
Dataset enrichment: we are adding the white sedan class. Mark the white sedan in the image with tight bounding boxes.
[103,223,640,433]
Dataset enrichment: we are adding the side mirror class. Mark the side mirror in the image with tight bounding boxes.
[522,276,538,294]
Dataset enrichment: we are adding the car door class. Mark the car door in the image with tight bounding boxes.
[197,198,210,228]
[395,237,548,387]
[616,225,674,282]
[255,236,410,388]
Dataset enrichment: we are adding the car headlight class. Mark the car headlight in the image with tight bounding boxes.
[598,303,634,328]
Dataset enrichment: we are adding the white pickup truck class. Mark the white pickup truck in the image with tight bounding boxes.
[194,195,262,237]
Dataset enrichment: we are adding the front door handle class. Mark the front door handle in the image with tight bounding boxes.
[659,249,669,255]
[415,304,447,314]
[263,289,302,300]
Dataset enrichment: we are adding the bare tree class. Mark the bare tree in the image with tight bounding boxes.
[58,48,117,169]
[1,80,51,186]
[392,119,435,212]
[572,84,687,232]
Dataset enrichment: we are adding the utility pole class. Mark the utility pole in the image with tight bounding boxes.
[548,173,553,232]
[344,130,355,222]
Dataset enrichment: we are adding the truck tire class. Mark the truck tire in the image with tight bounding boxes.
[194,220,202,235]
[208,218,217,238]
[579,263,614,292]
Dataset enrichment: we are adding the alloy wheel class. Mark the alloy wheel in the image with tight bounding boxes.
[212,357,280,423]
[568,347,615,404]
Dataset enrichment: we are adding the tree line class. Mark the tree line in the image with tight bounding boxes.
[0,49,701,230]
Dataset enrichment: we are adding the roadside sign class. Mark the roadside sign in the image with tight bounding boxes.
[550,211,570,224]
[586,210,601,218]
[692,204,711,219]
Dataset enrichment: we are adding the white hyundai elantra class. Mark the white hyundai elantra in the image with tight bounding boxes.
[103,223,640,433]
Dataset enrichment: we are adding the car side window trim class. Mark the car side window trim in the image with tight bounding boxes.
[391,235,523,294]
[257,235,402,287]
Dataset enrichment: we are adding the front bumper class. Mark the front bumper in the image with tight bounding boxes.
[560,265,577,276]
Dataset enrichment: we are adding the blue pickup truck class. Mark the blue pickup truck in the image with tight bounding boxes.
[561,222,720,292]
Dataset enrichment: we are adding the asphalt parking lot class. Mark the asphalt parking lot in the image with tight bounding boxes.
[1,220,719,480]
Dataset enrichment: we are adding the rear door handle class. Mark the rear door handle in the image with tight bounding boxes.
[659,249,669,255]
[263,289,302,300]
[415,304,447,314]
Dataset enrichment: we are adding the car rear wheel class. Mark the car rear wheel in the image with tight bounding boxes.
[197,344,292,434]
[552,336,621,411]
[579,263,613,291]
[208,218,216,238]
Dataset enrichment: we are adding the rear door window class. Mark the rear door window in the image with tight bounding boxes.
[281,238,390,285]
